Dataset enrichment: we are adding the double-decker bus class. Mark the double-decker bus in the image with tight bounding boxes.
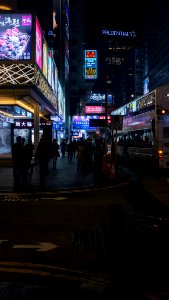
[111,84,169,170]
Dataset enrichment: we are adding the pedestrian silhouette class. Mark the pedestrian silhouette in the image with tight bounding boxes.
[76,139,86,171]
[35,135,51,187]
[51,139,60,168]
[12,136,25,190]
[66,141,74,163]
[60,139,67,157]
[24,138,34,177]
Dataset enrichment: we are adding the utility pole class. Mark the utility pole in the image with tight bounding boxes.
[105,90,108,155]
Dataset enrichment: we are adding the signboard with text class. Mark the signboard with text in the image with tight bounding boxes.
[84,50,97,80]
[85,106,105,114]
[14,119,52,128]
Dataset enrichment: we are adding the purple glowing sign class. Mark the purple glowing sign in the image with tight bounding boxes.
[73,115,104,129]
[36,17,42,70]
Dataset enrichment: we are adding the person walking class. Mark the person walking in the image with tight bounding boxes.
[51,139,60,169]
[12,135,25,190]
[60,139,67,157]
[76,139,86,171]
[35,135,51,187]
[72,140,77,158]
[66,140,74,163]
[24,138,34,177]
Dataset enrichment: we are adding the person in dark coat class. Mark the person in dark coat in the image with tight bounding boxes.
[60,139,67,157]
[51,139,60,168]
[66,141,74,163]
[24,138,34,177]
[35,135,51,187]
[12,135,25,189]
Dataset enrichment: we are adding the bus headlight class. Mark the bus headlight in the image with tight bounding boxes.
[158,150,163,158]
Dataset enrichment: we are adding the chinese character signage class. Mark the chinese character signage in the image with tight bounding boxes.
[73,115,110,129]
[14,119,52,128]
[85,106,105,114]
[84,50,97,80]
[0,13,32,60]
[14,119,33,128]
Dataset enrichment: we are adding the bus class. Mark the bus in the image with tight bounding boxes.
[111,84,169,170]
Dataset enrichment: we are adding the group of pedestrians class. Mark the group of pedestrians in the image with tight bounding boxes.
[76,138,105,172]
[12,134,52,189]
[12,135,105,190]
[12,136,34,189]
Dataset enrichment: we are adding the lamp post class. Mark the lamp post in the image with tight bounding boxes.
[105,80,112,154]
[105,90,108,155]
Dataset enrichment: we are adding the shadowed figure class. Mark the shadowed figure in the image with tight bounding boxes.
[35,135,51,187]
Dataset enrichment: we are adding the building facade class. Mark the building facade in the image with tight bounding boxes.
[0,6,65,163]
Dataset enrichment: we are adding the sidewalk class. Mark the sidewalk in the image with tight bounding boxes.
[0,155,109,192]
[1,156,169,212]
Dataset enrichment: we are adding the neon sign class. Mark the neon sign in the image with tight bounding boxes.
[102,30,136,37]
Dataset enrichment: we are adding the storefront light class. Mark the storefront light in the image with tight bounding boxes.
[0,110,13,117]
[16,101,34,113]
[16,101,43,117]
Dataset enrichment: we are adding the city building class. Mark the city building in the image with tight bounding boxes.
[0,2,65,164]
[142,1,169,93]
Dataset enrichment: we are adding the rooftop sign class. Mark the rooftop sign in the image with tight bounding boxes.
[102,30,136,38]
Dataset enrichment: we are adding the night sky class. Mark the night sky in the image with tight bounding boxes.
[84,0,154,35]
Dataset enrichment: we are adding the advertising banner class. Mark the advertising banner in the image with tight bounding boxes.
[36,17,42,69]
[0,13,32,60]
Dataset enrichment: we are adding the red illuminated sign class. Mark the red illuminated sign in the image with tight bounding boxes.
[85,50,96,58]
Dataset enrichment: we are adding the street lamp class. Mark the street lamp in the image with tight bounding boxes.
[105,80,112,154]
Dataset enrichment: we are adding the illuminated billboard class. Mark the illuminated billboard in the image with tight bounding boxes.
[0,13,32,60]
[36,17,42,69]
[43,39,48,79]
[73,115,110,129]
[84,50,97,80]
[85,106,105,114]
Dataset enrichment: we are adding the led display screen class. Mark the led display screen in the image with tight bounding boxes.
[84,50,97,80]
[0,13,32,60]
[73,115,110,129]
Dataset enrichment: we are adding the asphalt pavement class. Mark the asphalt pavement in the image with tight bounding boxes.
[0,154,169,211]
[0,154,112,192]
[1,156,169,299]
